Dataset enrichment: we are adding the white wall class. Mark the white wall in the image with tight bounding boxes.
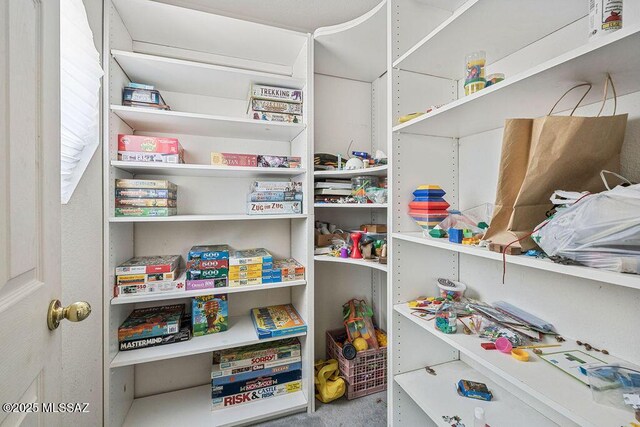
[60,0,103,425]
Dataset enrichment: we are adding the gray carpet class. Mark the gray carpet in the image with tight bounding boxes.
[254,392,387,427]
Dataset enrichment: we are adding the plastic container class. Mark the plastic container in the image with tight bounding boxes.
[435,306,457,334]
[351,176,379,203]
[485,73,505,87]
[495,337,513,353]
[437,279,467,301]
[326,329,387,399]
[464,51,486,96]
[474,407,487,427]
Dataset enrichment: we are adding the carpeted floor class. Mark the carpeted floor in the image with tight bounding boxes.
[254,392,387,427]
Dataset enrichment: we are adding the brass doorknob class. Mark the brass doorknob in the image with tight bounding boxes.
[47,300,91,330]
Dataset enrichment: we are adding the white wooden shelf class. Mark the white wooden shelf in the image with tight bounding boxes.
[313,0,386,82]
[314,255,387,272]
[111,105,306,141]
[111,161,306,178]
[393,26,640,138]
[395,361,556,427]
[122,384,307,427]
[111,280,307,305]
[314,203,387,209]
[314,165,388,177]
[392,232,640,291]
[394,303,634,427]
[393,0,585,79]
[109,214,308,223]
[112,50,305,101]
[111,314,307,367]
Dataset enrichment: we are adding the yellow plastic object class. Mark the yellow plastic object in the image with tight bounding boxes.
[314,359,346,403]
[511,349,530,361]
[398,112,424,123]
[353,337,369,352]
[375,329,388,347]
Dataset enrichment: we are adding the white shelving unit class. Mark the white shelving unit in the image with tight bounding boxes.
[312,1,390,364]
[388,1,640,427]
[103,1,313,425]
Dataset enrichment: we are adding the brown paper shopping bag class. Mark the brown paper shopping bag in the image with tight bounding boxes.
[485,75,628,251]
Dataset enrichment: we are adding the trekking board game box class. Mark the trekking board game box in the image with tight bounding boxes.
[211,369,302,399]
[192,295,228,336]
[115,255,182,275]
[118,304,184,342]
[250,304,306,339]
[249,84,303,104]
[213,337,301,366]
[211,360,302,386]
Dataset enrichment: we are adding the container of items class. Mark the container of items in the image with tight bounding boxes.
[589,0,623,39]
[326,329,387,399]
[435,305,457,334]
[464,51,486,96]
[351,176,380,203]
[437,278,467,301]
[485,73,505,87]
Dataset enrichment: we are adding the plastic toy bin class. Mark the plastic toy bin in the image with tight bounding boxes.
[326,329,387,399]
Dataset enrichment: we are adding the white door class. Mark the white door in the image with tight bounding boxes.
[0,1,66,426]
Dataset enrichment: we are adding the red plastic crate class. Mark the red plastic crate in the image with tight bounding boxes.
[326,329,387,399]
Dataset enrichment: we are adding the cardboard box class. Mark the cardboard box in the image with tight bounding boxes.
[249,84,303,104]
[315,232,348,247]
[117,134,182,155]
[192,295,228,337]
[247,201,302,215]
[360,224,387,233]
[210,153,258,167]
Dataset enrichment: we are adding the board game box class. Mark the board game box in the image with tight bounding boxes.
[117,134,183,155]
[192,295,228,337]
[210,152,258,167]
[250,305,306,339]
[228,269,269,280]
[211,356,302,380]
[229,263,267,273]
[247,201,302,215]
[118,152,182,163]
[115,198,177,208]
[251,181,302,193]
[249,99,303,115]
[250,110,300,123]
[187,245,230,261]
[249,84,303,104]
[115,255,182,275]
[115,188,177,199]
[114,278,186,297]
[211,379,301,411]
[115,179,177,190]
[187,268,228,280]
[211,361,302,386]
[213,337,301,366]
[248,191,303,202]
[186,259,229,270]
[115,207,177,217]
[228,277,263,287]
[119,315,191,351]
[211,369,301,399]
[257,155,302,169]
[185,278,227,291]
[230,249,273,266]
[271,259,305,281]
[116,268,179,285]
[118,304,184,342]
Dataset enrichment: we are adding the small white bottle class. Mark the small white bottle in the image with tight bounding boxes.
[474,407,486,427]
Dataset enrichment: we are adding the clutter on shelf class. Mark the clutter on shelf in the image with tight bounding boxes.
[210,152,302,168]
[248,84,303,123]
[314,150,387,172]
[250,304,307,339]
[118,134,184,164]
[122,82,170,110]
[211,338,302,410]
[315,175,387,205]
[464,50,487,96]
[247,180,303,215]
[314,221,387,264]
[589,0,623,39]
[115,179,178,217]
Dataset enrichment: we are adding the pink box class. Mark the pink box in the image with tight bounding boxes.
[118,134,183,155]
[211,152,258,167]
[185,278,227,291]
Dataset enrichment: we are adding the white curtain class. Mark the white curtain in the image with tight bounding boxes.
[60,0,103,204]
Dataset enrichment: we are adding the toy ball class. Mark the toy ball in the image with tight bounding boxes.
[353,337,369,352]
[345,157,364,170]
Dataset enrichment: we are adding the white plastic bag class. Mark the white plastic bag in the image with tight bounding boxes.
[533,183,640,274]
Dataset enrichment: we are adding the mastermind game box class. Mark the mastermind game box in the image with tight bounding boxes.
[118,304,184,342]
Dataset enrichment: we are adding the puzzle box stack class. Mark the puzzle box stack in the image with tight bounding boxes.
[114,255,183,297]
[248,84,303,123]
[115,179,178,217]
[118,134,184,164]
[247,181,303,215]
[211,338,303,410]
[186,245,230,291]
[229,249,273,287]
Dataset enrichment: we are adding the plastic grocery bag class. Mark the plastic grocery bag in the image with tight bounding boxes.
[533,183,640,273]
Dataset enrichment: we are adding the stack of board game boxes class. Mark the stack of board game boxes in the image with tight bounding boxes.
[115,179,178,217]
[248,84,303,123]
[118,304,191,351]
[186,245,230,291]
[314,179,353,204]
[247,181,303,215]
[211,338,302,410]
[122,82,170,110]
[114,255,183,297]
[229,249,273,287]
[118,134,184,164]
[211,152,301,169]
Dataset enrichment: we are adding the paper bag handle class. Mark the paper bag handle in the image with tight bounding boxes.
[600,170,632,190]
[596,73,617,117]
[548,83,592,116]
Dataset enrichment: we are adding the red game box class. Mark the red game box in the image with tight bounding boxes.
[118,134,183,155]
